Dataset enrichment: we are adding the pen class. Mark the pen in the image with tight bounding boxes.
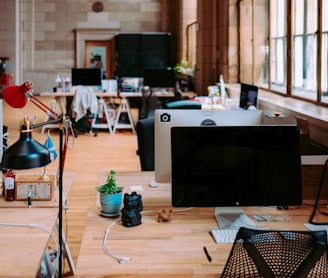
[203,246,212,262]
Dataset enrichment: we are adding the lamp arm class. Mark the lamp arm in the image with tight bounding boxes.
[30,116,63,129]
[26,91,58,119]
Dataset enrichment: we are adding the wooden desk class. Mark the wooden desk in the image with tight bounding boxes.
[113,91,197,133]
[0,171,76,276]
[0,171,75,208]
[75,171,318,277]
[39,91,118,133]
[0,208,58,277]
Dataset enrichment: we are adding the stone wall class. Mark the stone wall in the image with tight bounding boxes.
[0,0,171,92]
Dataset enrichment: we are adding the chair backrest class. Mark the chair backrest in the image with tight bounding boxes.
[136,117,154,171]
[163,99,201,110]
[221,227,328,278]
[136,100,201,171]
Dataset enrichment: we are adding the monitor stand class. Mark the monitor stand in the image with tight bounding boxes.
[149,180,159,188]
[215,207,256,229]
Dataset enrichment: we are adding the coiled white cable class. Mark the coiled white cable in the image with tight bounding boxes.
[102,207,194,263]
[0,222,59,265]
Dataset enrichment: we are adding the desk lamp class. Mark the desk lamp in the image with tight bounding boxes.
[2,81,71,277]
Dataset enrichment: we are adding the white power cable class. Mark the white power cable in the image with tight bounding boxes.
[0,222,59,266]
[103,218,131,264]
[102,207,194,263]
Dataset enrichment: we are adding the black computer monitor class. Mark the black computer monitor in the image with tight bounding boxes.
[71,68,102,86]
[143,69,175,88]
[239,83,259,109]
[171,125,302,208]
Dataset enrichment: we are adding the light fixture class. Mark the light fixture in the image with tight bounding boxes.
[2,117,51,169]
[2,81,72,277]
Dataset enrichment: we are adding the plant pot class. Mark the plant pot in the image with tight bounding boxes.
[99,191,123,216]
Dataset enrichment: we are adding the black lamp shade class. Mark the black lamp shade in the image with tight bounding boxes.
[2,130,51,170]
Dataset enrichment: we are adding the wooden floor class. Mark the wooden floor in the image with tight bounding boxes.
[3,97,141,275]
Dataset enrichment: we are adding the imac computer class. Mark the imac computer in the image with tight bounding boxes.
[239,83,259,109]
[71,68,102,86]
[171,125,303,229]
[154,109,263,184]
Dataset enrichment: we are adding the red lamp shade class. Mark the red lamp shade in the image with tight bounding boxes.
[3,80,33,108]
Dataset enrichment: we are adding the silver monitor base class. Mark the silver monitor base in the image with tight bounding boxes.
[215,207,256,229]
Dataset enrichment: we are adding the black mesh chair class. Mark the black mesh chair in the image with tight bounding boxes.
[221,227,328,278]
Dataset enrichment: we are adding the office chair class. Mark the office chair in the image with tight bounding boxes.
[162,99,201,110]
[136,117,154,171]
[71,86,99,136]
[136,100,201,171]
[221,227,328,278]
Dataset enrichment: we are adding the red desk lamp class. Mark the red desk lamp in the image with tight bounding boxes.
[1,81,72,277]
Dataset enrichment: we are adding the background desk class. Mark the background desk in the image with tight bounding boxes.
[40,91,196,134]
[75,171,314,277]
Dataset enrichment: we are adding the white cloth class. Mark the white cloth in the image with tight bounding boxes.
[71,86,99,121]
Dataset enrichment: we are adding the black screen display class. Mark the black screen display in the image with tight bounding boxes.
[171,125,302,207]
[143,69,175,88]
[71,68,102,86]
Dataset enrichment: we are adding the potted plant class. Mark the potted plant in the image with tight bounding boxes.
[96,170,123,217]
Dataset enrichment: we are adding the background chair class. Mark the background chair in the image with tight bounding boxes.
[136,117,154,171]
[136,99,201,171]
[221,227,328,278]
[162,99,201,110]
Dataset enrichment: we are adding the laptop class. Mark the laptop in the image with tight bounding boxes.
[239,83,259,109]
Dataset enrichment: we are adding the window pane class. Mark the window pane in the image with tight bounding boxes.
[293,36,304,87]
[294,0,304,35]
[291,0,317,100]
[254,2,269,88]
[270,0,287,93]
[321,34,328,102]
[306,0,317,34]
[323,0,328,31]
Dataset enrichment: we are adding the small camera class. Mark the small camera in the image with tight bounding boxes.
[160,113,171,122]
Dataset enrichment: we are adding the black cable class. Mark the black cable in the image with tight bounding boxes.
[309,159,328,225]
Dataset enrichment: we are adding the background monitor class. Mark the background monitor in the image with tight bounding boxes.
[171,125,302,207]
[143,69,175,88]
[239,83,259,109]
[154,109,263,183]
[71,68,102,86]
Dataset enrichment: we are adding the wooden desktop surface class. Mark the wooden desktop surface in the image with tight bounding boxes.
[0,208,58,277]
[75,171,319,277]
[40,91,196,99]
[0,171,75,277]
[0,171,75,208]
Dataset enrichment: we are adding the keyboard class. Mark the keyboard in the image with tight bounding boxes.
[210,228,239,244]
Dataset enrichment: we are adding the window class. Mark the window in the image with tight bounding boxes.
[292,0,317,101]
[321,0,328,103]
[270,0,287,94]
[249,0,328,106]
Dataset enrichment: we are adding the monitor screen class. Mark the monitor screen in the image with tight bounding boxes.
[171,125,302,207]
[71,68,102,86]
[143,69,175,88]
[239,83,259,109]
[154,109,263,183]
